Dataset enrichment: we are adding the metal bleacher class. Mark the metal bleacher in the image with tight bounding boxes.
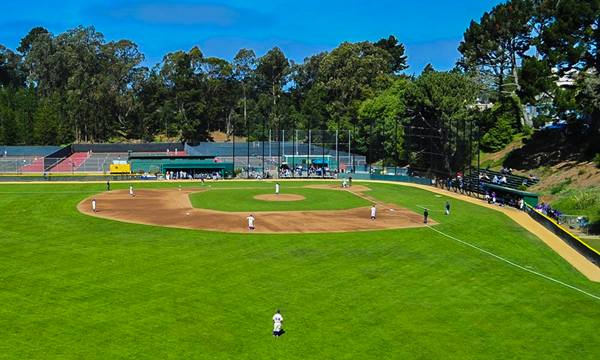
[48,153,90,173]
[1,146,62,174]
[78,153,129,172]
[462,169,539,195]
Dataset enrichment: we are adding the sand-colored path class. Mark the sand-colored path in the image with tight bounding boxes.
[78,186,433,234]
[394,182,600,282]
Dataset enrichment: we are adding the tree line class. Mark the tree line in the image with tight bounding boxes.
[1,0,599,168]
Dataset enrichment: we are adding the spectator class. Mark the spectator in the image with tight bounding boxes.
[501,175,507,184]
[492,175,499,184]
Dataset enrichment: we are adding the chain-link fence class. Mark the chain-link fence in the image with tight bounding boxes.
[559,214,591,235]
[1,118,480,182]
[223,129,369,179]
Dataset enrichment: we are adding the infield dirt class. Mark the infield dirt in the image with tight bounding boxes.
[78,184,433,234]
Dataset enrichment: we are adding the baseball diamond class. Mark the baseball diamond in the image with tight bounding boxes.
[77,184,434,233]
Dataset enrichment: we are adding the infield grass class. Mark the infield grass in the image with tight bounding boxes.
[189,186,371,212]
[0,180,599,359]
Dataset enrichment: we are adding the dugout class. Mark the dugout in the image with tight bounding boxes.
[484,183,539,207]
[129,155,234,178]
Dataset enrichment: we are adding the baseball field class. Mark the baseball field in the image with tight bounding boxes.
[1,180,599,359]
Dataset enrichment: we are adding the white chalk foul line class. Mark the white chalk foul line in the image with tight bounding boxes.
[426,225,600,302]
[416,204,444,211]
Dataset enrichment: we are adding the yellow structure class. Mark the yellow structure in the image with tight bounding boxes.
[109,163,131,174]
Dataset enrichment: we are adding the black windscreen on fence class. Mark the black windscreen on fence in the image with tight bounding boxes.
[526,205,600,268]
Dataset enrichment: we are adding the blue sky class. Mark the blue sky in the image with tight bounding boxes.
[1,0,505,73]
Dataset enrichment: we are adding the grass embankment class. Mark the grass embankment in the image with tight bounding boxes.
[477,132,600,248]
[1,181,599,359]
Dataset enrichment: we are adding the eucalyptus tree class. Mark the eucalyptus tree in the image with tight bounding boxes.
[199,56,235,136]
[23,26,146,142]
[288,52,328,130]
[0,45,25,88]
[156,46,206,143]
[17,27,49,87]
[255,47,290,132]
[232,49,257,134]
[99,39,146,139]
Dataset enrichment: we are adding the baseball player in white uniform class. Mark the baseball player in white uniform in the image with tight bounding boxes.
[92,199,96,213]
[276,182,280,195]
[342,178,347,188]
[273,309,283,337]
[371,205,376,220]
[247,214,255,230]
[129,185,134,197]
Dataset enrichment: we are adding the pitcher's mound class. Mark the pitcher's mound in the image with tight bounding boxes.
[254,194,305,201]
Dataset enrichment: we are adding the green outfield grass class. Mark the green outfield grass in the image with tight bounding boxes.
[189,186,372,212]
[1,181,599,359]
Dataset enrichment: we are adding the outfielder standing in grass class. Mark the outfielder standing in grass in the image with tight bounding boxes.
[273,309,283,337]
[276,182,280,195]
[446,201,450,215]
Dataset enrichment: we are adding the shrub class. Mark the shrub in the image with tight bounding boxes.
[517,185,528,191]
[578,169,586,176]
[550,183,565,195]
[521,126,534,137]
[538,165,554,176]
[480,159,493,169]
[594,153,600,168]
[572,191,597,210]
[550,177,572,195]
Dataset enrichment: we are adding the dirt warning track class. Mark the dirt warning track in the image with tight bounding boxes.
[77,185,432,234]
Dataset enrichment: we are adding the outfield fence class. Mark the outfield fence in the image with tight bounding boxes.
[0,173,149,182]
[526,204,600,268]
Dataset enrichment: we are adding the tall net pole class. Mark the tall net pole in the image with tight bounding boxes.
[247,120,250,179]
